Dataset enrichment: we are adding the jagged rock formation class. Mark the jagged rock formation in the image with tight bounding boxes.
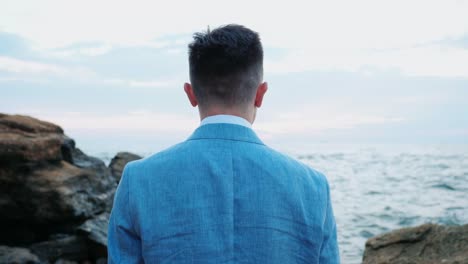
[0,113,118,263]
[363,223,468,264]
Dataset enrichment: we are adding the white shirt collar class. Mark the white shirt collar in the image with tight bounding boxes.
[200,114,252,128]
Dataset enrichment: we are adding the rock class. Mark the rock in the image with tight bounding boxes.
[0,113,116,245]
[0,114,65,163]
[60,136,76,164]
[0,113,63,134]
[54,259,79,264]
[363,223,468,264]
[0,159,115,244]
[109,152,142,182]
[30,235,88,263]
[95,258,107,264]
[77,212,109,259]
[78,212,109,247]
[0,245,42,264]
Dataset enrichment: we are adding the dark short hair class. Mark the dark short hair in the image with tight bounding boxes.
[188,24,263,107]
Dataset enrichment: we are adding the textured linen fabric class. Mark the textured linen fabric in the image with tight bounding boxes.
[108,123,340,263]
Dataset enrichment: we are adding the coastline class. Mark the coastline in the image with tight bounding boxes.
[1,113,467,264]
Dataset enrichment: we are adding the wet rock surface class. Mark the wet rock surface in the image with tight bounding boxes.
[0,246,41,264]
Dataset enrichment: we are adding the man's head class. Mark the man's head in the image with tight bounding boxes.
[184,24,267,122]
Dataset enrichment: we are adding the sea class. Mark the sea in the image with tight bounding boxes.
[90,143,468,264]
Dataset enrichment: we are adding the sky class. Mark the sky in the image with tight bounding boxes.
[1,0,468,154]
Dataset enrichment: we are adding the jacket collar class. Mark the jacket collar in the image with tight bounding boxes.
[187,123,264,145]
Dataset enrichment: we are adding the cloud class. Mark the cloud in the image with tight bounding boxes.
[2,0,467,78]
[0,76,21,82]
[1,0,467,146]
[102,78,180,88]
[0,32,31,55]
[266,44,468,78]
[256,113,404,135]
[128,80,177,88]
[19,110,198,134]
[0,56,68,75]
[0,55,96,82]
[2,0,467,49]
[45,39,178,58]
[48,44,113,58]
[251,100,406,136]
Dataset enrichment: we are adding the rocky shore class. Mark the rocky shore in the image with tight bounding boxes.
[0,113,140,263]
[0,113,467,263]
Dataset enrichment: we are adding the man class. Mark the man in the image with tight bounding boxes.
[108,24,340,263]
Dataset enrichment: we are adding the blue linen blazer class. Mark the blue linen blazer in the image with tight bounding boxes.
[108,123,340,263]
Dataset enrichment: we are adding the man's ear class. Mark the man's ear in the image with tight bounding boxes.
[184,83,198,107]
[254,82,268,108]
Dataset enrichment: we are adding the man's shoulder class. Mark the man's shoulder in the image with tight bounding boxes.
[261,146,329,185]
[124,141,188,170]
[122,139,215,174]
[124,138,329,187]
